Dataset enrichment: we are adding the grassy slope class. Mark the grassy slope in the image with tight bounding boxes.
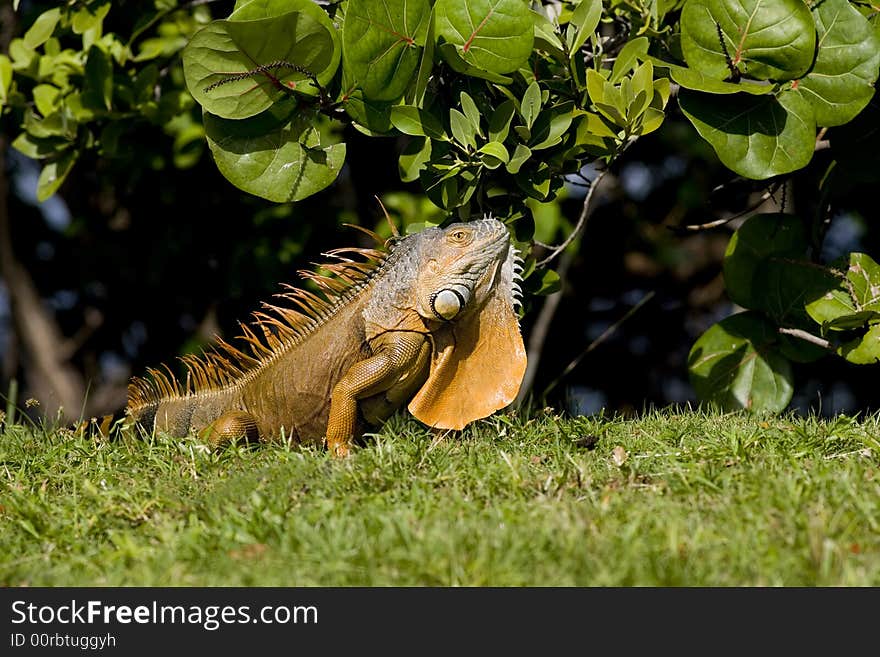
[1,410,878,586]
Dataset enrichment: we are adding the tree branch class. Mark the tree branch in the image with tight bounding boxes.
[670,182,781,235]
[778,327,834,351]
[536,169,608,268]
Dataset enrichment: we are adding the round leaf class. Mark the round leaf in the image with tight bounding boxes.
[805,252,880,327]
[478,141,509,168]
[183,9,339,120]
[435,0,534,75]
[204,107,346,203]
[678,88,815,179]
[723,213,808,309]
[342,0,430,102]
[795,0,880,127]
[681,0,816,82]
[838,325,880,365]
[688,311,793,412]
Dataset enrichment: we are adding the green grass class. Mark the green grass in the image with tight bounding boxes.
[1,409,879,586]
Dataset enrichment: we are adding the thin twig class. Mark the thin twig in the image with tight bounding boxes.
[542,291,656,398]
[671,184,780,235]
[537,169,607,267]
[672,216,739,233]
[778,327,834,351]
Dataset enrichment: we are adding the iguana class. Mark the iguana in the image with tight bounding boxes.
[126,218,527,456]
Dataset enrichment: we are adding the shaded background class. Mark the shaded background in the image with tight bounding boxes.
[1,0,877,424]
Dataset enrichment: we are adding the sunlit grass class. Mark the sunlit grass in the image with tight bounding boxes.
[1,409,878,585]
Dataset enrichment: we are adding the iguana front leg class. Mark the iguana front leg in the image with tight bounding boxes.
[326,331,428,457]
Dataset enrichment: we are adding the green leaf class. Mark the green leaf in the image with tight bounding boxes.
[530,104,573,150]
[342,0,430,101]
[390,105,447,139]
[844,253,880,310]
[9,39,37,71]
[755,256,841,325]
[488,100,515,142]
[32,84,59,117]
[534,268,561,295]
[11,133,68,159]
[678,88,815,179]
[532,10,564,57]
[515,162,552,199]
[627,60,654,118]
[586,68,606,105]
[805,252,880,328]
[795,0,880,127]
[478,141,509,168]
[183,7,339,120]
[340,79,394,134]
[594,101,626,127]
[24,8,61,49]
[204,106,346,203]
[506,143,531,174]
[688,311,793,412]
[409,8,436,107]
[72,3,111,35]
[838,325,880,365]
[23,108,76,140]
[647,56,776,95]
[449,108,477,148]
[459,92,483,137]
[610,36,648,83]
[569,0,602,57]
[681,0,816,82]
[399,136,432,182]
[82,45,113,111]
[723,213,841,324]
[825,312,880,331]
[37,150,78,202]
[520,81,541,129]
[577,111,618,139]
[0,55,12,106]
[436,43,513,83]
[723,213,808,309]
[435,0,534,74]
[421,164,462,210]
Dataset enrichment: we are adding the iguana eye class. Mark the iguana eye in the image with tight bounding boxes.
[447,229,471,245]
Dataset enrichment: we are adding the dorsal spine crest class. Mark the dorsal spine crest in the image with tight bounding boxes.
[127,242,391,413]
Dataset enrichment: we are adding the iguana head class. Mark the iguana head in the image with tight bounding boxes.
[384,217,527,431]
[411,218,516,323]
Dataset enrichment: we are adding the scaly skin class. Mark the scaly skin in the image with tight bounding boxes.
[127,218,527,456]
